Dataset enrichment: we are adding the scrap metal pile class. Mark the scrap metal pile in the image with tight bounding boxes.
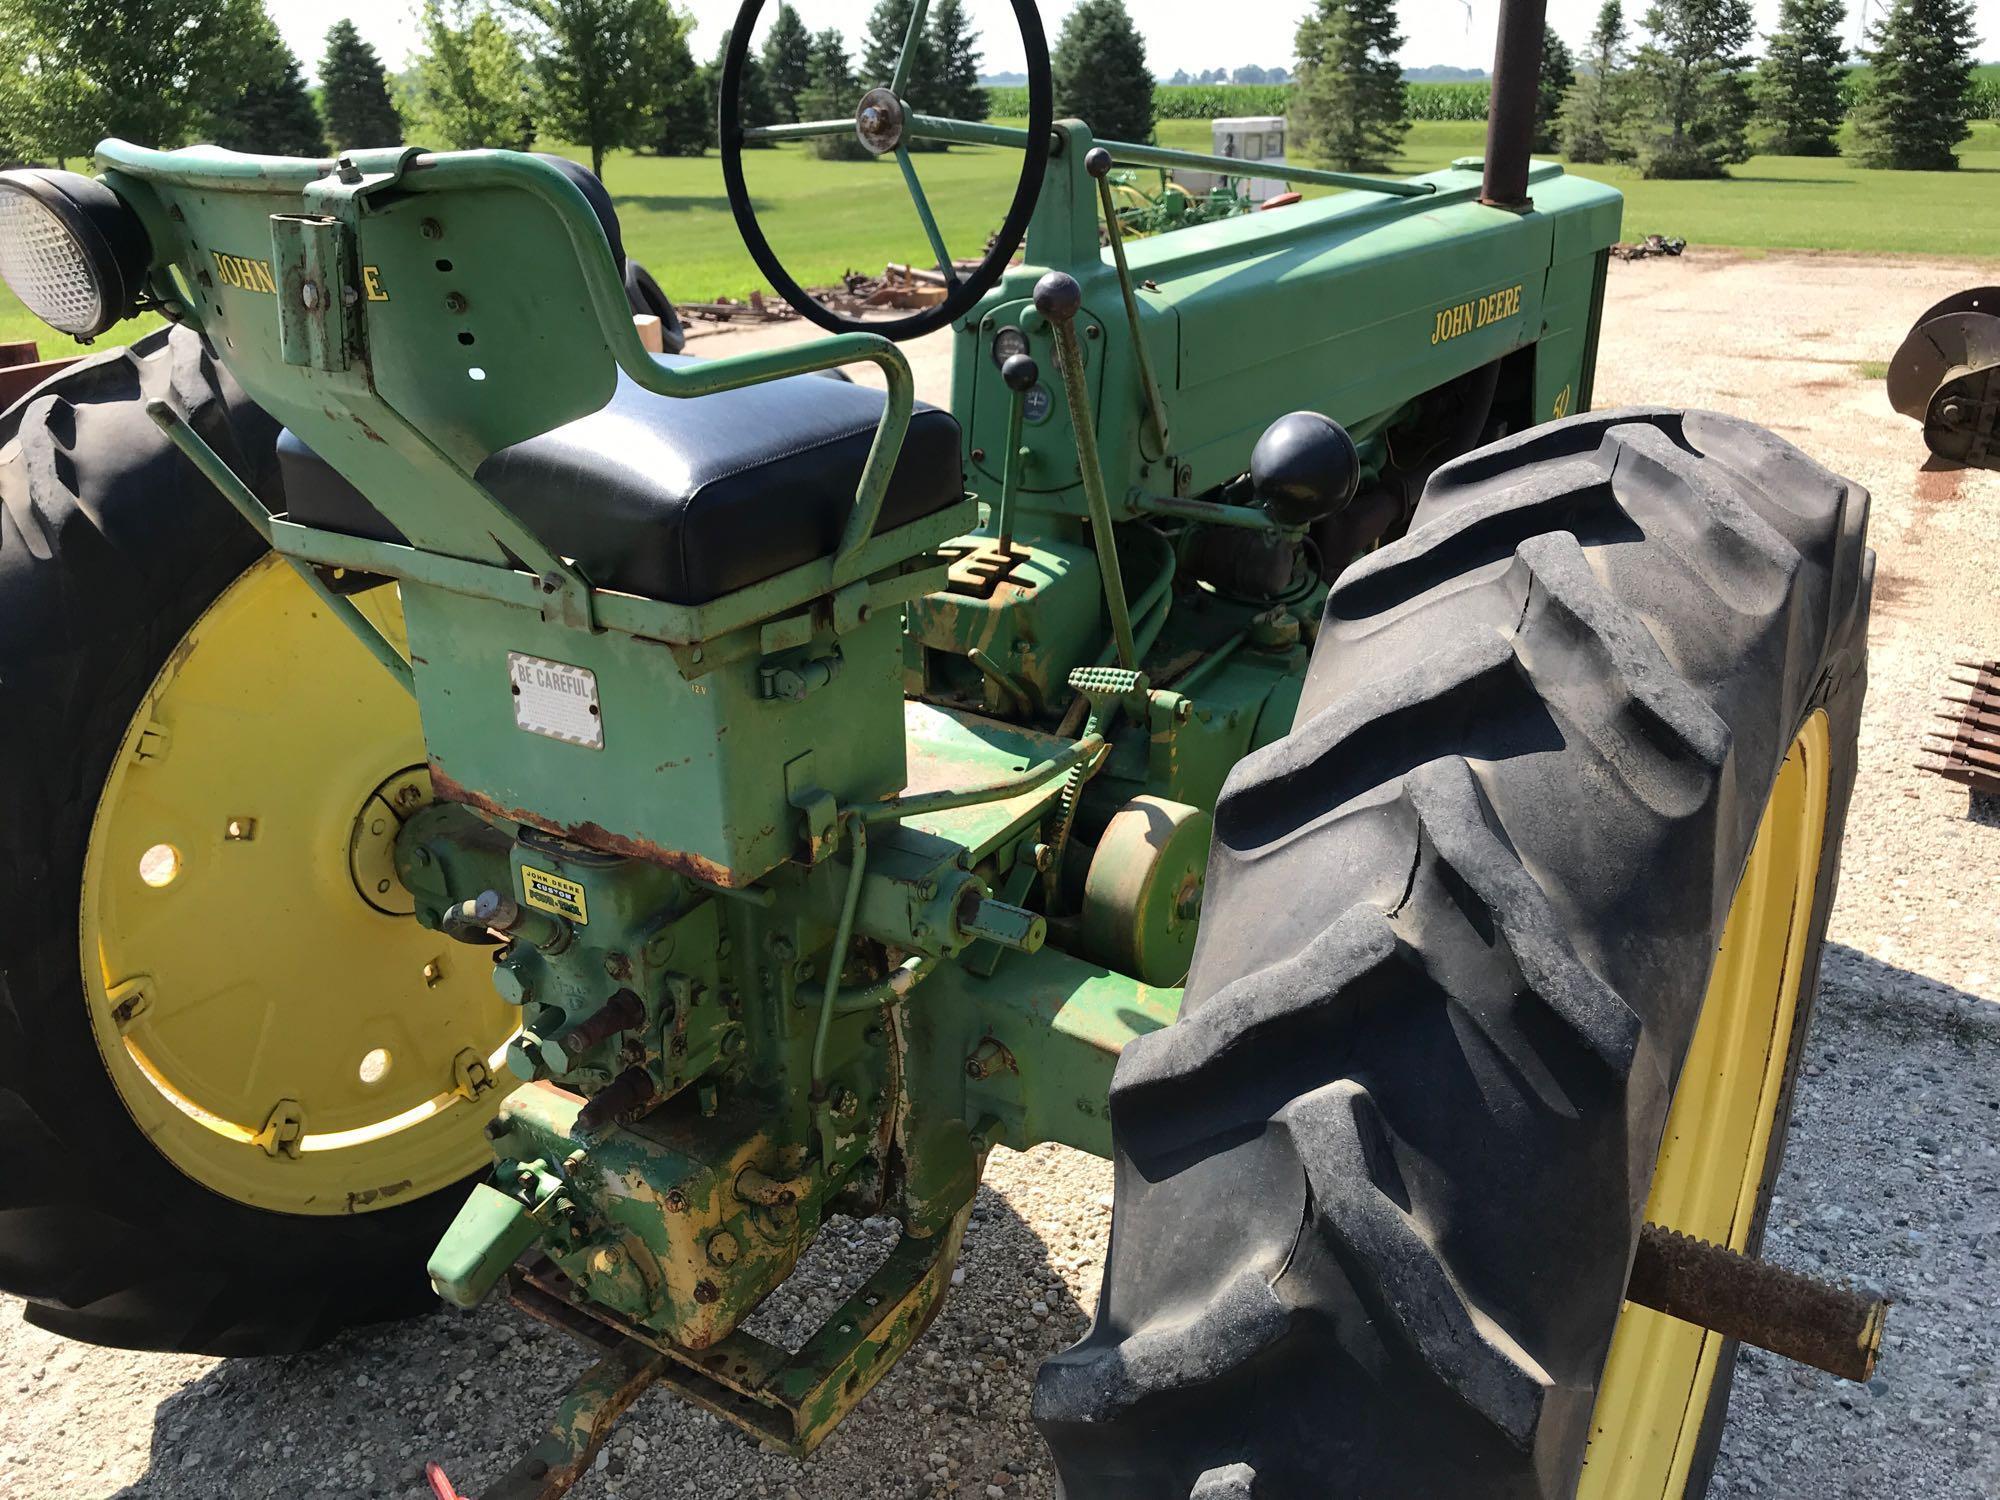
[1611,233,1688,261]
[682,261,988,326]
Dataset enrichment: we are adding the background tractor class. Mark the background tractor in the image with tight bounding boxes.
[0,0,1879,1495]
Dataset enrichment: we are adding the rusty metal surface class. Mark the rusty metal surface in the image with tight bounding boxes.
[1626,1222,1887,1383]
[1919,659,2000,795]
[504,1201,972,1459]
[427,763,748,887]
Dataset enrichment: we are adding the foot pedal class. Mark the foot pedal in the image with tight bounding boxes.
[1067,665,1149,707]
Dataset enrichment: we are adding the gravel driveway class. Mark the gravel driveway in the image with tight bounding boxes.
[3,249,1996,1500]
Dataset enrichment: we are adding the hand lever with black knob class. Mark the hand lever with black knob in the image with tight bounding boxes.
[1034,269,1139,672]
[995,350,1038,549]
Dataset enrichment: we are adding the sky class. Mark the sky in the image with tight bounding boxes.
[271,0,1997,84]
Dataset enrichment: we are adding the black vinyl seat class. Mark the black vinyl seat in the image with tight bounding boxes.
[277,359,964,605]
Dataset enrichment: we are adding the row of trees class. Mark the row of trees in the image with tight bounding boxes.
[1279,0,1984,177]
[1166,65,1295,86]
[1558,0,1982,176]
[0,0,995,178]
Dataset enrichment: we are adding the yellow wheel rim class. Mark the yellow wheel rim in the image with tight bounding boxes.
[80,555,518,1216]
[1577,710,1832,1496]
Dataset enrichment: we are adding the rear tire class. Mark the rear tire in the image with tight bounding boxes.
[1034,408,1871,1498]
[0,328,483,1355]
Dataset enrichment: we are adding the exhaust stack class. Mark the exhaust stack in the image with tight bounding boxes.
[1481,0,1550,210]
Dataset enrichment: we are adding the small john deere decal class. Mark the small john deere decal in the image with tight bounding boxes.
[521,865,588,924]
[509,651,603,749]
[1552,383,1574,419]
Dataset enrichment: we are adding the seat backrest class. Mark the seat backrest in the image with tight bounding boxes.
[98,143,633,567]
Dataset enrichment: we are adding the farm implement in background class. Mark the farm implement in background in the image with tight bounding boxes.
[1890,286,2000,472]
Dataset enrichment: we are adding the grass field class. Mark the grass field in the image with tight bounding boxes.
[5,116,1996,353]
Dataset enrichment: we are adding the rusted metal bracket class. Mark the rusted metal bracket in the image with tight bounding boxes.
[469,1197,972,1493]
[1627,1222,1888,1383]
[421,1322,664,1500]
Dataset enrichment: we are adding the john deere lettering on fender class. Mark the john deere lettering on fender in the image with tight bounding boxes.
[1431,283,1523,345]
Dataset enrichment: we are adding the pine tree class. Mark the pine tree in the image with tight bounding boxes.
[413,0,536,151]
[863,0,936,90]
[1535,25,1576,151]
[707,28,775,149]
[762,4,812,124]
[1559,0,1635,162]
[638,0,705,155]
[1290,0,1407,170]
[1627,0,1756,178]
[1052,0,1153,142]
[1851,0,1980,169]
[929,0,987,121]
[801,27,871,159]
[210,26,327,157]
[1753,0,1848,155]
[321,20,403,149]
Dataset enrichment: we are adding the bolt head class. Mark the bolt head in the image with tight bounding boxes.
[492,965,531,1005]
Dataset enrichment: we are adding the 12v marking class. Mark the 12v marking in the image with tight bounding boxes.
[509,652,603,749]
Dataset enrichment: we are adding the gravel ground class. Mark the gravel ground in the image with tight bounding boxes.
[3,248,1997,1499]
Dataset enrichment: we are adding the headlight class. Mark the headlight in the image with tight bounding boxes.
[0,170,151,341]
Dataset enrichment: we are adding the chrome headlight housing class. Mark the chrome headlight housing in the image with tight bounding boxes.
[0,169,151,341]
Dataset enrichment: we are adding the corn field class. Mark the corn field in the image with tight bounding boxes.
[989,70,1999,129]
[984,82,1490,122]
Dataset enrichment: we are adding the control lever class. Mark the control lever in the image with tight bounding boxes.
[1085,146,1172,461]
[1033,270,1139,672]
[996,350,1039,549]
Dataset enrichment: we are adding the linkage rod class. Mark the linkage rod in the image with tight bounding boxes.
[1089,138,1435,198]
[146,400,416,697]
[1084,147,1171,460]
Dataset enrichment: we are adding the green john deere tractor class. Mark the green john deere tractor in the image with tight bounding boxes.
[0,0,1879,1495]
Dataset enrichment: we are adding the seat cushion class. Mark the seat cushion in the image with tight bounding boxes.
[277,358,963,605]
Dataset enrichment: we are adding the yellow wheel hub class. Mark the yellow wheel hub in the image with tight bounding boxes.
[1577,710,1832,1496]
[80,555,518,1216]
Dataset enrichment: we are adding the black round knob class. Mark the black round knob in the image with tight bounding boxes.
[1001,352,1040,392]
[1084,147,1113,179]
[1251,412,1361,529]
[1032,270,1081,323]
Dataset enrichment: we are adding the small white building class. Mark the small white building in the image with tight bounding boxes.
[1177,116,1291,204]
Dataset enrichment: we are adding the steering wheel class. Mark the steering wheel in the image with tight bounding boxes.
[719,0,1053,341]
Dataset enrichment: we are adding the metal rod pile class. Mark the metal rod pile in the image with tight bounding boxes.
[1919,658,2000,794]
